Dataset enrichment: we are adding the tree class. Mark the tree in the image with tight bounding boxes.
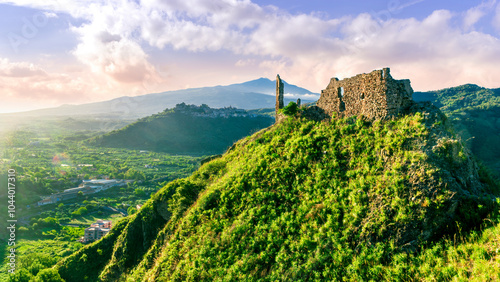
[33,268,64,282]
[134,188,146,197]
[8,268,33,282]
[282,102,298,116]
[125,169,146,181]
[43,217,59,228]
[127,206,138,215]
[71,207,88,217]
[18,226,29,235]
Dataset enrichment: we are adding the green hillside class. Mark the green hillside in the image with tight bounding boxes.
[39,103,500,281]
[414,84,500,177]
[88,104,274,155]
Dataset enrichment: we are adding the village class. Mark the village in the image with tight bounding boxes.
[174,103,259,118]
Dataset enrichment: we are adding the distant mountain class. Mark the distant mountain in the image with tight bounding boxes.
[2,78,317,119]
[88,104,275,155]
[414,84,500,177]
[225,77,315,95]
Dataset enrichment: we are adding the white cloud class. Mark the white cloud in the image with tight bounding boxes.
[43,11,58,18]
[0,58,89,106]
[235,59,256,67]
[0,58,47,77]
[463,0,496,31]
[284,93,320,101]
[65,1,163,85]
[1,0,500,103]
[139,0,261,52]
[494,3,500,32]
[0,56,168,113]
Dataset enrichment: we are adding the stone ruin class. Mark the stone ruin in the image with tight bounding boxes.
[276,74,284,112]
[275,68,414,121]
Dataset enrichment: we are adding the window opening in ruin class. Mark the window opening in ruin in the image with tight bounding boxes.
[360,93,365,100]
[337,87,345,112]
[339,100,345,112]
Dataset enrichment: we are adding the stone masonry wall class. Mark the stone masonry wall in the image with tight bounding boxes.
[275,74,286,123]
[316,68,413,120]
[276,74,284,112]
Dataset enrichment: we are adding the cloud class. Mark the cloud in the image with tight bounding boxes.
[0,58,47,77]
[235,59,256,67]
[0,57,163,112]
[0,58,89,107]
[463,0,497,31]
[43,11,58,18]
[326,10,500,90]
[494,3,500,31]
[284,93,321,101]
[69,1,159,83]
[72,31,158,83]
[1,0,500,103]
[139,0,260,52]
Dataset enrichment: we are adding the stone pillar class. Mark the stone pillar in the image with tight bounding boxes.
[276,74,284,112]
[382,67,390,80]
[296,98,301,107]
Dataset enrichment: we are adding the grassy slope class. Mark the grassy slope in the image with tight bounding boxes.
[54,104,499,281]
[1,239,82,281]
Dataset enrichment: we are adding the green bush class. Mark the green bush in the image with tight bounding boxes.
[8,269,32,282]
[33,268,64,282]
[127,206,138,215]
[71,207,88,217]
[282,101,298,116]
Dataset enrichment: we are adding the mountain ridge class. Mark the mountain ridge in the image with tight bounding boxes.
[87,103,275,155]
[1,78,317,119]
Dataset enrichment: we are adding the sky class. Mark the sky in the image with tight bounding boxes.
[1,0,500,113]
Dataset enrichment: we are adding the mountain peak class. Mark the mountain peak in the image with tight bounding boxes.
[228,77,315,95]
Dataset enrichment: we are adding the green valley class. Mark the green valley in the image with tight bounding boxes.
[0,117,203,281]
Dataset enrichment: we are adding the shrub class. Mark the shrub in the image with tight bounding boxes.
[282,102,298,116]
[127,206,138,215]
[33,268,64,282]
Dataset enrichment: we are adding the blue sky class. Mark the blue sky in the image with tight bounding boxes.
[0,0,499,113]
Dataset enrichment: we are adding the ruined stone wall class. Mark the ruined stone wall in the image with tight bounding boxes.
[316,68,413,120]
[276,74,284,112]
[275,74,285,123]
[386,78,413,116]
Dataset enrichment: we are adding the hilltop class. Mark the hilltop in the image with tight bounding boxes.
[251,82,500,177]
[49,102,499,281]
[87,104,274,155]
